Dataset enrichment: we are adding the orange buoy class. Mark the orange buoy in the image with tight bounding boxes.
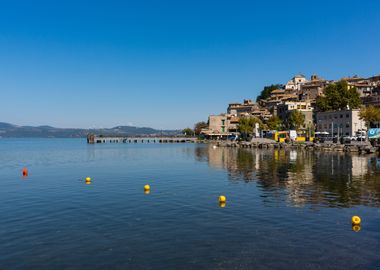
[22,167,28,177]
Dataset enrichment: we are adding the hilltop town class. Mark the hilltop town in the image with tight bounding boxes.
[200,74,380,142]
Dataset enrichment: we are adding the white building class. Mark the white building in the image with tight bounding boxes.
[285,74,308,91]
[315,109,366,137]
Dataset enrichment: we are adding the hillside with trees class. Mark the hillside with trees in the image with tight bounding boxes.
[316,81,361,111]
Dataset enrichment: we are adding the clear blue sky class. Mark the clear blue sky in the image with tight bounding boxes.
[1,0,379,129]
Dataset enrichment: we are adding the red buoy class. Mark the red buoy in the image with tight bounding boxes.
[22,167,28,177]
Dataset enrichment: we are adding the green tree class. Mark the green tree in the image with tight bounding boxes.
[256,84,283,102]
[182,128,194,136]
[287,110,305,131]
[238,117,262,140]
[193,121,208,135]
[265,116,282,130]
[316,80,361,111]
[359,105,380,128]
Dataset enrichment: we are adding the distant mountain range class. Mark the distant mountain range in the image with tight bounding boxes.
[0,122,181,138]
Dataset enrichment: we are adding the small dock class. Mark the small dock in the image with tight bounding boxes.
[87,134,198,144]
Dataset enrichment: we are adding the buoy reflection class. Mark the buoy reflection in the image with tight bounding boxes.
[352,224,361,232]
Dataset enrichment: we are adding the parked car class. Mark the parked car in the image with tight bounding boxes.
[228,134,239,141]
[356,130,366,141]
[342,136,352,143]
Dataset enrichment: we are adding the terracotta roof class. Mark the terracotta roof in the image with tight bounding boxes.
[271,89,285,94]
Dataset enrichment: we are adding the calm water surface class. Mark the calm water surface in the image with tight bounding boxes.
[1,139,380,269]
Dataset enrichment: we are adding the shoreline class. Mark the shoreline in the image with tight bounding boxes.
[205,139,378,155]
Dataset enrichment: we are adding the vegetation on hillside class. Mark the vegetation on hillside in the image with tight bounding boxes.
[316,80,361,111]
[193,121,208,135]
[182,128,194,136]
[359,105,380,128]
[256,84,283,102]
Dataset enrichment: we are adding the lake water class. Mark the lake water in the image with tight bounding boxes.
[1,139,380,269]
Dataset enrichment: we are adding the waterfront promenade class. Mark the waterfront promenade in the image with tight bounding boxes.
[87,134,198,144]
[211,138,378,154]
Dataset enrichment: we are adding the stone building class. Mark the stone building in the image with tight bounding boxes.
[362,92,380,107]
[261,89,298,110]
[277,101,314,129]
[359,75,380,107]
[227,99,260,115]
[315,109,366,137]
[227,99,272,121]
[367,75,380,89]
[251,108,272,121]
[299,74,330,103]
[206,114,228,135]
[202,114,240,138]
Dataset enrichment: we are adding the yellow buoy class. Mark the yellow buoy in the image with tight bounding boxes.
[85,177,91,182]
[352,216,361,225]
[352,224,361,232]
[219,202,226,208]
[219,195,226,203]
[144,184,150,191]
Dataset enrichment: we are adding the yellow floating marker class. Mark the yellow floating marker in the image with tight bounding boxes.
[352,216,361,225]
[219,202,226,208]
[219,195,226,203]
[352,224,361,232]
[144,184,150,191]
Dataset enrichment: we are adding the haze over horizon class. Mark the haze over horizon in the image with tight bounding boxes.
[1,0,379,129]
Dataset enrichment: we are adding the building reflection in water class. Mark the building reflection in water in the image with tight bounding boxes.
[195,145,380,208]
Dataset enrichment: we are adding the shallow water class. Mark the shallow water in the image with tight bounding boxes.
[1,139,380,269]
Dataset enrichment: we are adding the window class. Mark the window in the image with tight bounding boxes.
[346,114,349,118]
[346,124,350,128]
[340,114,343,118]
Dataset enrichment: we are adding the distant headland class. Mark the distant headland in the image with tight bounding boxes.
[0,122,180,138]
